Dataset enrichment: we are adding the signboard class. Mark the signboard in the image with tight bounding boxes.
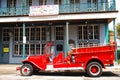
[3,48,9,53]
[23,36,26,44]
[29,5,59,16]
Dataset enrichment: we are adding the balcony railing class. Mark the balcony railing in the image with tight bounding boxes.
[0,7,29,16]
[0,2,115,16]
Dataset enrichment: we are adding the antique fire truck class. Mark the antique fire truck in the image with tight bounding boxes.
[18,41,116,77]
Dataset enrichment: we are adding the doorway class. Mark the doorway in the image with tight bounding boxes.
[2,44,9,63]
[55,26,64,56]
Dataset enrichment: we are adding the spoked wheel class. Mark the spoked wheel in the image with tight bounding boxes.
[20,64,33,76]
[86,62,102,77]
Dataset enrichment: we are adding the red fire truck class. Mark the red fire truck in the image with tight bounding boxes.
[18,42,116,77]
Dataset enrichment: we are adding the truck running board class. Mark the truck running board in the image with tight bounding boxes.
[45,64,84,71]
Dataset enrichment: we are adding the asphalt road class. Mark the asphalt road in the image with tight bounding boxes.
[0,64,120,80]
[0,71,120,80]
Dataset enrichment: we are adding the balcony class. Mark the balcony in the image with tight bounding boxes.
[0,2,115,16]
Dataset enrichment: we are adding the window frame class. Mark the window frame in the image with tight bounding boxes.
[55,26,64,40]
[39,0,47,5]
[2,28,10,41]
[70,0,80,4]
[78,25,99,40]
[54,0,62,5]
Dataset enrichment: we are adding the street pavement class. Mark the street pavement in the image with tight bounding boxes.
[0,64,20,75]
[0,64,120,80]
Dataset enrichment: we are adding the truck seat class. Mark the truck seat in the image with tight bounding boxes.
[53,52,64,64]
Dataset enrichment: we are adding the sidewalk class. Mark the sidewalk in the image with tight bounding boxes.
[104,65,120,72]
[0,64,21,74]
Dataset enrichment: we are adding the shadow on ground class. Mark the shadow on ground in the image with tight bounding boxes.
[33,71,120,77]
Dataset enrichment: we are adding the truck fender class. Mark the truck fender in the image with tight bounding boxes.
[22,60,44,70]
[84,58,105,70]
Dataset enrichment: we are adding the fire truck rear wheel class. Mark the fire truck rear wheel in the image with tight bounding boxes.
[20,64,33,76]
[86,62,102,77]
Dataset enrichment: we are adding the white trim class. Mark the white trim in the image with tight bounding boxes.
[0,12,118,23]
[45,65,84,71]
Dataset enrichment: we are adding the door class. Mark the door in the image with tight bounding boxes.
[55,26,64,56]
[2,44,9,63]
[2,28,10,63]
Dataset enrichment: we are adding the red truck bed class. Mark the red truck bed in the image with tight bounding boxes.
[71,43,116,65]
[72,44,116,54]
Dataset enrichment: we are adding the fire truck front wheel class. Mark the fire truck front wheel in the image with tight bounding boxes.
[86,62,102,77]
[20,64,33,76]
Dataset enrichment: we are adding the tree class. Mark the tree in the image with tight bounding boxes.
[116,23,120,36]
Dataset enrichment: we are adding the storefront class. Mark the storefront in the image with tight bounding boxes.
[0,19,110,63]
[0,0,118,63]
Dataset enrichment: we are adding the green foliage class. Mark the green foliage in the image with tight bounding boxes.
[118,59,120,64]
[116,23,120,36]
[117,50,120,64]
[109,30,113,33]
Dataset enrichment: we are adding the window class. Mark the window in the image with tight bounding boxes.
[39,0,47,5]
[30,28,35,40]
[14,28,19,41]
[42,28,46,40]
[13,26,46,56]
[54,0,62,5]
[83,26,88,40]
[35,27,46,41]
[30,44,35,55]
[78,25,99,40]
[70,0,79,4]
[7,0,16,8]
[14,28,23,41]
[14,44,19,56]
[25,44,29,55]
[36,28,40,40]
[14,43,46,56]
[13,27,46,41]
[26,0,32,6]
[36,44,40,54]
[87,0,91,7]
[94,26,99,39]
[78,26,82,39]
[19,44,23,55]
[26,28,29,41]
[20,28,23,41]
[2,28,9,41]
[87,26,93,39]
[87,0,98,11]
[56,27,64,40]
[42,44,46,54]
[0,0,1,8]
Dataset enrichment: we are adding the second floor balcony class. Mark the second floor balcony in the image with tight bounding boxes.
[0,2,116,16]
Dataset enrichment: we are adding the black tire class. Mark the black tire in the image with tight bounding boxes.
[20,64,33,76]
[86,62,102,77]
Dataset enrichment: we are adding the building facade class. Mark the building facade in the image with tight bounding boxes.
[0,0,118,63]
